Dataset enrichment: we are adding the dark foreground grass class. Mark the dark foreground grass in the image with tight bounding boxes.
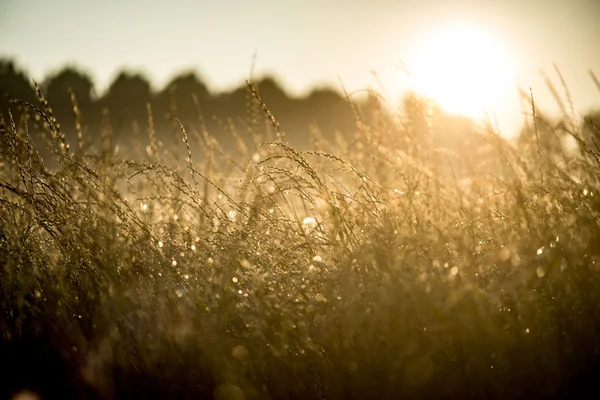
[1,82,600,400]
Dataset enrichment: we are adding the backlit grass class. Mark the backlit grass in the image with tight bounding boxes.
[1,80,600,399]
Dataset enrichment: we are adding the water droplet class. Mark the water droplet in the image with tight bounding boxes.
[232,277,238,283]
[232,345,249,361]
[511,254,521,267]
[499,247,511,261]
[450,266,459,276]
[536,266,546,278]
[312,255,323,263]
[302,217,317,232]
[315,293,326,302]
[171,259,177,267]
[537,247,544,255]
[175,289,183,298]
[228,210,237,221]
[158,241,163,248]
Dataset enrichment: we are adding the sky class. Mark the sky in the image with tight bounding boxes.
[1,0,600,136]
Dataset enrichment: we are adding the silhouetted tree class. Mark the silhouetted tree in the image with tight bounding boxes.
[100,72,152,139]
[159,72,212,121]
[255,77,290,115]
[0,60,37,124]
[301,88,355,137]
[43,67,97,140]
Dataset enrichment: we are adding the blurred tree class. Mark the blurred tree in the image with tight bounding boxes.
[255,77,289,114]
[152,72,214,152]
[100,71,152,138]
[159,71,212,122]
[0,59,37,123]
[43,67,97,136]
[301,88,354,137]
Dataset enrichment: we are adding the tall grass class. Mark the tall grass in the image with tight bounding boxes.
[1,77,600,400]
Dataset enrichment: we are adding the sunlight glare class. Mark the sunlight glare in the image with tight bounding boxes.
[407,25,517,121]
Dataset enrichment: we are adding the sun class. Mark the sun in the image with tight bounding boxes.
[407,24,517,120]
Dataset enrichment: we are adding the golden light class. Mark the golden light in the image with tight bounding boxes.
[407,24,517,121]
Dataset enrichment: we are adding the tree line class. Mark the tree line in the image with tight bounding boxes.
[1,58,599,162]
[0,59,373,153]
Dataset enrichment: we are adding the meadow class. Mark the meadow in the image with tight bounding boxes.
[1,77,600,400]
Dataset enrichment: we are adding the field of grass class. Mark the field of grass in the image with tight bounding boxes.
[1,81,600,400]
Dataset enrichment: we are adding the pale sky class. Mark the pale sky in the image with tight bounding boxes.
[1,0,599,135]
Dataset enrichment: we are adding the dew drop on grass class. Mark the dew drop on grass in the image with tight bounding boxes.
[537,247,544,255]
[302,217,317,232]
[536,266,546,278]
[158,241,163,248]
[175,289,183,298]
[171,259,177,267]
[450,266,459,276]
[232,277,238,283]
[228,210,237,221]
[232,345,249,361]
[499,247,511,261]
[511,254,521,267]
[312,255,323,263]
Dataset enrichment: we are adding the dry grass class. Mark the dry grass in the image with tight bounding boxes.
[1,79,600,400]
